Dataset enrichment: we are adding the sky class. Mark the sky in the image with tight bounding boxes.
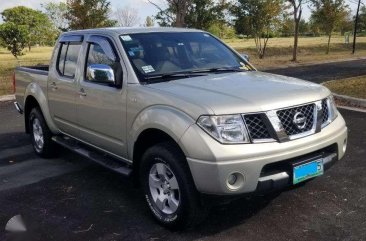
[0,0,361,26]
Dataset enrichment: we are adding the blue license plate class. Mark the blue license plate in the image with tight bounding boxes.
[293,159,324,184]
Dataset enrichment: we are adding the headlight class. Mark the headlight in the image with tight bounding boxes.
[328,95,338,121]
[197,115,250,144]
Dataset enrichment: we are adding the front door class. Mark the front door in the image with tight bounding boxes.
[76,35,127,158]
[48,36,83,136]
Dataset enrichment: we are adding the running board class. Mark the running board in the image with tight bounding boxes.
[52,136,132,177]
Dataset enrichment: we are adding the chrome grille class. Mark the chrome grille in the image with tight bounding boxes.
[321,99,329,124]
[276,104,315,136]
[243,114,271,140]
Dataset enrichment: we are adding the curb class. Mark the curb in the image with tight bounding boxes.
[0,95,15,102]
[333,93,366,109]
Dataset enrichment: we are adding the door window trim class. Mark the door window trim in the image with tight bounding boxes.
[83,35,122,87]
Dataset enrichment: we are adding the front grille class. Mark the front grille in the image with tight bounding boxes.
[321,99,329,124]
[277,104,315,136]
[243,114,271,140]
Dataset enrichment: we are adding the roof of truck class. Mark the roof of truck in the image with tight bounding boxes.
[65,27,204,35]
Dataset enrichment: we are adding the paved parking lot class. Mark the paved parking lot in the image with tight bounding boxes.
[0,100,365,241]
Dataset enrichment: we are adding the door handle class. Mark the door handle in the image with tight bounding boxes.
[50,82,58,90]
[78,88,87,97]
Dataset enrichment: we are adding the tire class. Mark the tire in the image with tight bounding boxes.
[139,142,207,229]
[28,107,56,158]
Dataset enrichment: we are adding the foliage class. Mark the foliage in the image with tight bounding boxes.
[1,6,58,50]
[66,0,117,29]
[185,0,228,30]
[310,0,350,54]
[0,22,29,59]
[149,0,192,27]
[207,23,236,38]
[42,2,69,32]
[115,6,140,27]
[358,6,366,33]
[231,0,283,59]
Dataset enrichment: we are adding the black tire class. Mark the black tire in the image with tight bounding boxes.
[28,107,56,158]
[139,142,207,229]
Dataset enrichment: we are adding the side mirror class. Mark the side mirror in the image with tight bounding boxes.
[86,64,115,84]
[240,53,250,62]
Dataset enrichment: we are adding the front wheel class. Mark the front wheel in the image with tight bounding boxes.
[139,142,207,229]
[29,108,56,158]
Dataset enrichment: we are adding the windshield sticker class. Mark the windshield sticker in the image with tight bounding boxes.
[178,43,184,46]
[121,35,132,41]
[142,65,155,73]
[130,47,143,51]
[128,51,135,57]
[203,33,210,37]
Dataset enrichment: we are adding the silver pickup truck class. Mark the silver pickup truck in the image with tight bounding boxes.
[14,27,348,228]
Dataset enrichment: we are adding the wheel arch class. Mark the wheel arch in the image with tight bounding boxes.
[23,82,58,134]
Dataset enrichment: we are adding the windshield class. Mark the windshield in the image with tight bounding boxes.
[120,32,251,82]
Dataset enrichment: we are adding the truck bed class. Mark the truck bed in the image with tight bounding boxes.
[14,65,50,108]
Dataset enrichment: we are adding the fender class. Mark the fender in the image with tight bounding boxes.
[128,105,196,159]
[24,82,59,134]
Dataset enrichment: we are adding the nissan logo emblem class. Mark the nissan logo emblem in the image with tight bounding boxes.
[293,112,307,130]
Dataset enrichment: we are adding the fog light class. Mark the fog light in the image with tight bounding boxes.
[227,174,237,185]
[226,172,245,191]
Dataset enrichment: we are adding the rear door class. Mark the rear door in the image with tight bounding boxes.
[76,35,128,158]
[48,35,83,136]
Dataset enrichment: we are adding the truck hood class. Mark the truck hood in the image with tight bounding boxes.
[146,71,331,115]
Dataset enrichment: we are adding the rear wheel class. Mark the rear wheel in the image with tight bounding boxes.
[29,108,56,158]
[139,142,207,229]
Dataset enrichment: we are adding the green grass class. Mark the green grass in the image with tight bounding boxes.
[323,76,366,99]
[1,35,366,96]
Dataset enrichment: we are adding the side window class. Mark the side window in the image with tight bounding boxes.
[57,42,81,78]
[64,44,81,78]
[57,43,67,75]
[86,43,115,82]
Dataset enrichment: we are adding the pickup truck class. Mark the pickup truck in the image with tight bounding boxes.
[14,27,348,229]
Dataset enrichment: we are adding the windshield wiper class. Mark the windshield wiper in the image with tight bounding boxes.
[144,72,207,83]
[191,67,244,74]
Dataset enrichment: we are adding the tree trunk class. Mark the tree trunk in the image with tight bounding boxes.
[292,5,302,62]
[326,34,332,54]
[293,18,301,61]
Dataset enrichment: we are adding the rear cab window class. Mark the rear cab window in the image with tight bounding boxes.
[57,35,83,79]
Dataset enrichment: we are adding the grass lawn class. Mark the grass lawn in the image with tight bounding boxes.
[1,35,366,96]
[0,47,52,95]
[323,76,366,99]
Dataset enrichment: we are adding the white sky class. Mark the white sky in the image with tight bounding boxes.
[0,0,360,26]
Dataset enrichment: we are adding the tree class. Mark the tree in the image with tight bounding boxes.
[287,0,308,61]
[185,0,228,30]
[42,2,69,32]
[357,6,366,33]
[310,0,349,54]
[232,0,283,59]
[1,6,57,51]
[66,0,117,29]
[115,6,140,27]
[299,19,310,35]
[148,0,193,27]
[144,16,155,27]
[0,22,29,59]
[280,14,295,37]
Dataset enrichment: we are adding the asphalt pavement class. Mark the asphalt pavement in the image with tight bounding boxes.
[266,59,366,83]
[0,60,366,240]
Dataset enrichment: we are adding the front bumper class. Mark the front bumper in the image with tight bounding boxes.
[180,113,347,195]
